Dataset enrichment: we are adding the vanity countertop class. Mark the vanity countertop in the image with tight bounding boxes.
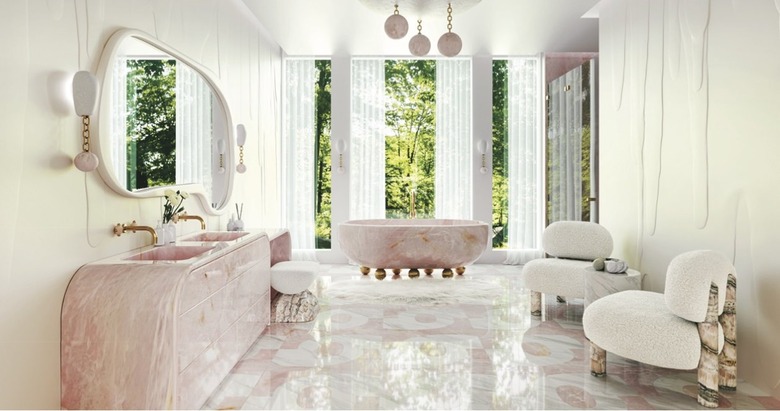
[61,229,275,409]
[87,228,287,266]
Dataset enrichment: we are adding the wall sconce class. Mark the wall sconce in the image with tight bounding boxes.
[477,139,489,174]
[236,124,247,174]
[334,139,347,174]
[72,71,99,172]
[216,139,226,174]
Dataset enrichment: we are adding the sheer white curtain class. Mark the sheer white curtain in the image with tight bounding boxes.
[282,59,317,259]
[350,59,386,220]
[504,58,544,265]
[110,57,128,187]
[175,63,212,189]
[547,66,583,223]
[435,59,472,219]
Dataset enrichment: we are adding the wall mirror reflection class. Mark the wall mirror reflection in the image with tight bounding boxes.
[95,29,233,213]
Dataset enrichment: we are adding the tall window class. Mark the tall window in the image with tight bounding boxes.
[283,59,332,253]
[351,58,472,221]
[314,61,332,248]
[384,60,436,218]
[492,58,544,263]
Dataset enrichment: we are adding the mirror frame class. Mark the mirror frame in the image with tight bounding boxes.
[93,28,234,215]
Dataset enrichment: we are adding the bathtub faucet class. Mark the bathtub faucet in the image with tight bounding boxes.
[409,189,416,219]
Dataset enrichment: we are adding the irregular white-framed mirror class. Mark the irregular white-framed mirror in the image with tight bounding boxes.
[93,29,233,213]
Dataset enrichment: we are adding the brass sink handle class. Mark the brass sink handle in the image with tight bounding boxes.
[177,212,206,230]
[114,220,158,245]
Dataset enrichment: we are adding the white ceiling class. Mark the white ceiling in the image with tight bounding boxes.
[241,0,601,57]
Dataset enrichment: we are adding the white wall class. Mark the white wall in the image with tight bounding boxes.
[0,0,281,408]
[598,0,780,397]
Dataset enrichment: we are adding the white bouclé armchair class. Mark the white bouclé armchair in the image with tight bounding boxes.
[522,221,614,316]
[582,250,737,408]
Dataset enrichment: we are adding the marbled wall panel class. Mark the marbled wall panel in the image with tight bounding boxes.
[627,0,649,263]
[600,0,780,398]
[643,3,665,238]
[0,0,282,407]
[680,0,710,229]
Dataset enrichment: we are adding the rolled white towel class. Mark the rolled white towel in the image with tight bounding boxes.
[604,259,628,274]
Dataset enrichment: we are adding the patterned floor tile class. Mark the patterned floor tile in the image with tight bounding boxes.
[204,264,776,410]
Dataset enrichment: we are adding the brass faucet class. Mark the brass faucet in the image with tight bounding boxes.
[176,213,206,230]
[409,189,417,219]
[114,220,158,245]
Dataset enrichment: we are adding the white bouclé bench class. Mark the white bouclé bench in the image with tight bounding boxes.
[270,260,320,323]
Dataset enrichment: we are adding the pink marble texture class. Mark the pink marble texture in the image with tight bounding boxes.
[338,219,489,269]
[61,233,271,410]
[269,229,291,267]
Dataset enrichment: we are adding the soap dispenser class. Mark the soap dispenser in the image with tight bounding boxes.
[227,215,235,232]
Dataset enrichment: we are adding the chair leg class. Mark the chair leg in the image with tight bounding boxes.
[590,341,606,377]
[531,291,541,316]
[697,282,720,408]
[719,273,737,391]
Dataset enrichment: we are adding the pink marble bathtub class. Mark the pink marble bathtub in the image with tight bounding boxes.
[338,219,489,278]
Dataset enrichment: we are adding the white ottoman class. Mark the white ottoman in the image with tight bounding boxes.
[270,261,320,323]
[271,261,319,294]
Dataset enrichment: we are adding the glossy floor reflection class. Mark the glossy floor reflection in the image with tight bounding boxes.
[204,264,779,410]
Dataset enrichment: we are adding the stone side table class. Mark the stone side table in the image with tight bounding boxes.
[584,267,643,307]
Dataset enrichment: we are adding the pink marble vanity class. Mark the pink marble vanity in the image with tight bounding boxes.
[61,230,275,409]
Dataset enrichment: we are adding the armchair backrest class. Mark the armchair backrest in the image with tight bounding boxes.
[664,250,735,322]
[542,221,613,260]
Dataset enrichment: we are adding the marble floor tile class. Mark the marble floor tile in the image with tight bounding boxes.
[204,264,776,410]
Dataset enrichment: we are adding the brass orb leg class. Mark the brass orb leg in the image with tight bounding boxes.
[424,268,434,275]
[408,268,420,278]
[455,266,465,275]
[360,266,370,275]
[442,268,454,278]
[392,268,401,275]
[374,268,386,280]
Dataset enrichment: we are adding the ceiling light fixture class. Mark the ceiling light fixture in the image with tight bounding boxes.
[408,19,431,56]
[437,3,462,57]
[384,4,409,39]
[366,0,479,57]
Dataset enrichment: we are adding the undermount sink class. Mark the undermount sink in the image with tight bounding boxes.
[124,245,215,261]
[182,231,248,242]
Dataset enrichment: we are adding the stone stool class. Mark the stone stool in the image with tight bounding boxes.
[270,261,320,323]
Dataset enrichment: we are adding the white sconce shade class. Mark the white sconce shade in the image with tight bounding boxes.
[72,70,99,172]
[477,139,489,174]
[477,139,488,154]
[335,139,347,154]
[72,70,99,116]
[437,31,462,57]
[236,124,247,174]
[335,139,347,174]
[236,124,247,146]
